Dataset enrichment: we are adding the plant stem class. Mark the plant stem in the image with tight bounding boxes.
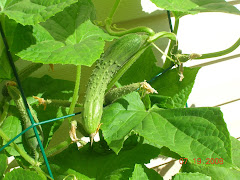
[163,18,179,69]
[0,128,35,164]
[195,38,240,59]
[41,138,72,161]
[105,21,155,36]
[0,101,9,126]
[68,65,81,121]
[45,99,83,108]
[151,42,175,62]
[40,138,86,161]
[108,0,121,20]
[105,0,155,36]
[189,54,240,68]
[147,31,176,43]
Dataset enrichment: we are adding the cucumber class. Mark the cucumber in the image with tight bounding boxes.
[82,34,147,143]
[7,85,43,159]
[104,82,140,105]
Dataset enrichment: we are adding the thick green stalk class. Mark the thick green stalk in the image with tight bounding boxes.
[163,18,179,69]
[68,65,81,119]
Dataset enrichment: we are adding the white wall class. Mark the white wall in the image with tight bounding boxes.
[177,12,240,138]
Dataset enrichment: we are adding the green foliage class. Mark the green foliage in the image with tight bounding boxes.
[181,137,240,180]
[150,67,200,108]
[101,92,147,153]
[136,107,233,167]
[150,0,240,18]
[173,172,211,180]
[3,168,43,180]
[0,15,36,79]
[119,47,161,85]
[0,152,8,179]
[47,143,162,179]
[21,75,75,148]
[1,116,25,156]
[130,164,163,180]
[0,0,239,179]
[0,0,78,25]
[0,34,12,79]
[102,92,233,168]
[17,0,115,66]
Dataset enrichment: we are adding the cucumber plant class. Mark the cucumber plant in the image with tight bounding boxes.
[0,0,240,179]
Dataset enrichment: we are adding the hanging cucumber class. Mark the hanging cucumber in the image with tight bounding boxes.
[82,33,148,144]
[7,85,43,160]
[104,82,140,105]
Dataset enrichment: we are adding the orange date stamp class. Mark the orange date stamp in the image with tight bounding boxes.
[179,158,224,165]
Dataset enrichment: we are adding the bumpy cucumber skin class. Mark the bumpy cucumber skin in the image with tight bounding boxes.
[104,82,140,105]
[7,86,43,159]
[82,34,147,137]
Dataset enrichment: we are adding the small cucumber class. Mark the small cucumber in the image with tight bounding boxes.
[7,85,43,159]
[104,82,140,105]
[82,34,147,142]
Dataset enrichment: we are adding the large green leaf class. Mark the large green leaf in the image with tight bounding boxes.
[101,92,147,154]
[0,34,12,79]
[0,15,36,80]
[150,0,240,18]
[102,91,232,168]
[17,0,116,66]
[1,15,36,55]
[181,137,240,180]
[135,107,233,167]
[0,0,78,25]
[119,47,162,85]
[1,116,25,156]
[173,172,211,180]
[47,143,161,179]
[8,75,75,148]
[3,168,43,180]
[0,152,8,179]
[151,67,200,108]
